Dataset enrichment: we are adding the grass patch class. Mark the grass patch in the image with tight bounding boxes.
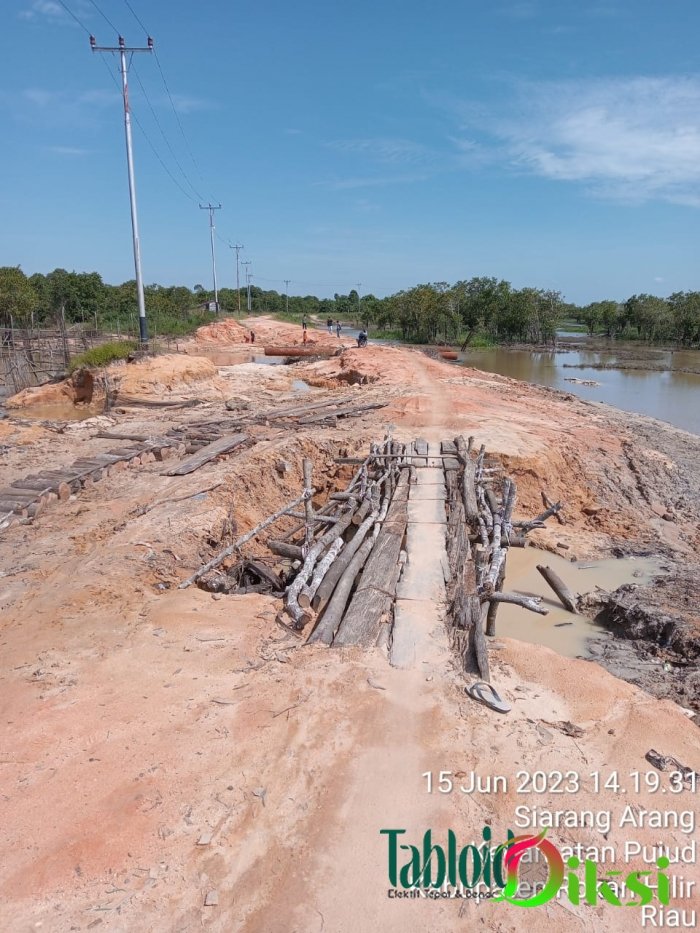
[69,340,136,372]
[462,332,497,349]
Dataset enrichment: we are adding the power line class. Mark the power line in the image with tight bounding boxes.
[122,0,149,34]
[55,0,91,33]
[120,0,217,202]
[130,60,204,202]
[86,0,120,34]
[153,50,215,201]
[99,55,196,203]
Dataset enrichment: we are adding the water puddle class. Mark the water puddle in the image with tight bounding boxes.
[497,549,666,658]
[8,403,102,422]
[292,379,312,393]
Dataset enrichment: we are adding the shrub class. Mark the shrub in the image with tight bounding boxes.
[68,340,136,372]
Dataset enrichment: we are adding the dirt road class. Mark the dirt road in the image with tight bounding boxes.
[1,331,698,931]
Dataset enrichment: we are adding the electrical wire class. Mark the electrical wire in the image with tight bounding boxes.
[98,55,197,203]
[153,50,217,201]
[131,60,204,202]
[121,0,149,34]
[86,0,120,34]
[55,0,91,33]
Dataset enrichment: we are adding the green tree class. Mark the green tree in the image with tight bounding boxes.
[0,266,38,327]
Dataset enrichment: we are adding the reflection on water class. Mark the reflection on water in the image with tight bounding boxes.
[499,549,666,658]
[459,345,700,435]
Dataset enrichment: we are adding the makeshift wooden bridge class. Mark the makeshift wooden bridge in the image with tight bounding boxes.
[183,434,570,677]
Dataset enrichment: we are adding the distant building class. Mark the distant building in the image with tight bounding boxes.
[200,300,219,313]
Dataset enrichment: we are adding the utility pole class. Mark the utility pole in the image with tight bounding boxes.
[229,243,244,317]
[356,282,362,324]
[284,279,291,316]
[90,34,153,344]
[199,203,222,312]
[242,261,252,313]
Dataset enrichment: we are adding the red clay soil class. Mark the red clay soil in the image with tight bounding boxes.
[0,326,698,932]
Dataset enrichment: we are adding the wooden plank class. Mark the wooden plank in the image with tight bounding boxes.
[164,433,249,476]
[297,402,386,425]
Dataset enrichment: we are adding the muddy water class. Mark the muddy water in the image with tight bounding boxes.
[6,403,102,422]
[459,346,700,434]
[498,549,666,658]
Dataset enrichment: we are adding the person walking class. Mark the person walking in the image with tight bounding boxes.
[327,317,333,334]
[302,315,308,332]
[335,320,341,338]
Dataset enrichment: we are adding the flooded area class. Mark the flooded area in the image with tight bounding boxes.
[498,547,667,658]
[459,344,700,434]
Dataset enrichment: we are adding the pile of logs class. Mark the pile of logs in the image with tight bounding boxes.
[180,437,411,646]
[444,435,569,681]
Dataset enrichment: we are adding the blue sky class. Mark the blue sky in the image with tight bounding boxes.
[4,0,700,303]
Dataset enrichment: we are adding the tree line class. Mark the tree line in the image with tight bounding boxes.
[1,265,699,346]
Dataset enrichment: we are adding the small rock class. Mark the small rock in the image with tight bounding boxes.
[275,460,292,475]
[197,832,213,846]
[204,890,219,907]
[211,593,223,601]
[662,512,674,522]
[225,398,252,412]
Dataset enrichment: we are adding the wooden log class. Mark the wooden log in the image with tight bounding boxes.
[536,565,578,613]
[541,491,566,525]
[0,488,46,503]
[306,535,376,645]
[487,592,549,615]
[455,436,479,529]
[269,540,305,560]
[12,478,71,500]
[0,498,43,517]
[164,433,248,476]
[303,459,314,548]
[332,527,404,647]
[351,495,371,526]
[179,490,312,588]
[243,560,284,592]
[256,394,356,420]
[516,501,563,532]
[470,601,490,682]
[298,537,344,609]
[485,561,506,636]
[263,345,337,357]
[284,500,358,627]
[438,350,458,360]
[297,402,386,425]
[311,509,378,614]
[96,431,150,441]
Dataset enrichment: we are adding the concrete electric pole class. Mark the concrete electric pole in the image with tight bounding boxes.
[229,243,244,317]
[199,203,222,312]
[241,261,252,313]
[284,279,291,316]
[90,34,153,344]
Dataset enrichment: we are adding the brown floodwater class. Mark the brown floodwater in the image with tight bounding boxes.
[7,403,102,422]
[498,548,666,657]
[459,343,700,435]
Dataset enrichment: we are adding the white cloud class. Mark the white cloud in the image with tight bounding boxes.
[48,145,92,156]
[168,94,217,114]
[19,0,91,23]
[327,137,437,166]
[457,76,700,206]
